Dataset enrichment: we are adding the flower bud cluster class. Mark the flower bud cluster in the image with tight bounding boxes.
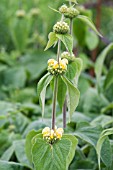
[42,126,64,144]
[16,9,26,18]
[59,5,79,19]
[30,8,39,17]
[59,4,68,14]
[61,51,75,61]
[47,58,68,75]
[53,21,69,34]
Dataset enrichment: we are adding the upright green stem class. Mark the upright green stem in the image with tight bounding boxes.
[52,77,58,129]
[70,18,73,35]
[52,40,61,129]
[57,40,61,63]
[63,1,73,129]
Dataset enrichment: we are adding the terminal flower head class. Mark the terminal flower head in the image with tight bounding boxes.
[16,9,26,18]
[47,58,68,75]
[42,126,64,144]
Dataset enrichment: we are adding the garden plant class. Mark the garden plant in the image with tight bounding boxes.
[0,0,113,170]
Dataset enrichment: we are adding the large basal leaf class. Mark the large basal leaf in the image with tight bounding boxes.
[2,66,27,89]
[76,15,102,37]
[10,17,30,53]
[96,128,113,170]
[32,134,78,170]
[20,50,56,81]
[101,137,112,168]
[45,32,58,51]
[75,123,102,147]
[1,145,14,161]
[25,129,41,163]
[95,43,113,85]
[104,66,113,89]
[61,76,80,121]
[0,160,24,170]
[13,140,32,169]
[37,73,53,117]
[83,88,109,114]
[91,115,113,128]
[101,103,113,114]
[56,34,73,55]
[57,76,67,110]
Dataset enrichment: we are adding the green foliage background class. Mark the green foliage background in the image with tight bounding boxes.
[0,0,113,170]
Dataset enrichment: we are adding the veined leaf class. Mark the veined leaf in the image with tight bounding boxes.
[75,123,102,147]
[1,145,14,161]
[44,32,58,51]
[66,58,83,86]
[37,73,53,117]
[85,31,99,50]
[61,76,80,121]
[95,43,113,85]
[13,140,32,169]
[56,34,73,55]
[25,129,41,163]
[76,15,102,37]
[0,160,24,170]
[57,76,67,110]
[32,134,78,170]
[96,128,113,170]
[104,66,113,89]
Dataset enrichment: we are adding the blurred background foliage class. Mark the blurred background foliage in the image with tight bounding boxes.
[0,0,113,169]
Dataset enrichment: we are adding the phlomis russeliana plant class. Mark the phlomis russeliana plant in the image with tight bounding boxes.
[25,0,101,169]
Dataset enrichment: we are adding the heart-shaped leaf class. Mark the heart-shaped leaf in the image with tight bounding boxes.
[32,134,78,170]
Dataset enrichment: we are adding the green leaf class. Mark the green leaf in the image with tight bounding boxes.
[44,32,58,51]
[13,140,32,169]
[25,129,41,163]
[75,123,102,147]
[96,128,113,170]
[0,160,24,170]
[91,115,113,128]
[61,76,80,121]
[57,76,67,110]
[63,134,78,166]
[56,34,73,55]
[95,43,113,84]
[76,15,102,37]
[37,73,53,117]
[101,137,112,168]
[85,31,99,50]
[49,6,60,13]
[10,17,30,53]
[1,145,14,161]
[104,66,113,89]
[66,0,78,4]
[66,58,83,86]
[101,103,113,114]
[32,134,78,170]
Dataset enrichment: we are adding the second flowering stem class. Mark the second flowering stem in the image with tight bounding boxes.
[52,40,61,129]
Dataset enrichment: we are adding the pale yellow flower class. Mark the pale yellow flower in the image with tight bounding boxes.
[50,129,54,139]
[53,61,59,69]
[55,128,64,139]
[62,58,68,64]
[48,59,55,66]
[42,127,50,137]
[59,60,67,70]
